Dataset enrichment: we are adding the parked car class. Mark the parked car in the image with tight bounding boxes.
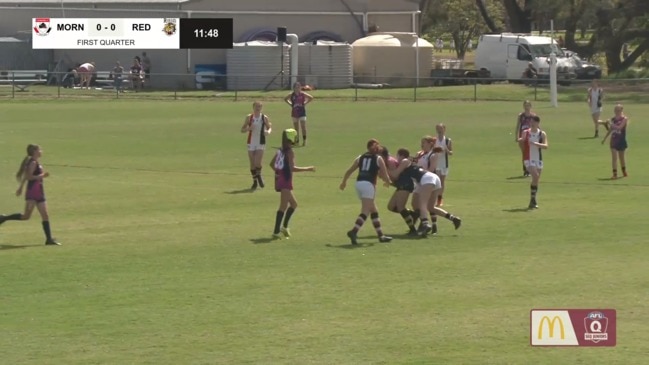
[565,51,602,79]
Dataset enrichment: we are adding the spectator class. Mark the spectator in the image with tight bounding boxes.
[77,61,95,89]
[523,62,538,84]
[141,52,151,85]
[111,61,124,92]
[130,58,144,91]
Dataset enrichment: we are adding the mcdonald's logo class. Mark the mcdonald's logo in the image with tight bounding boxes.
[530,310,579,346]
[538,316,565,340]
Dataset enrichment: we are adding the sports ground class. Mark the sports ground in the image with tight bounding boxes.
[1,89,648,364]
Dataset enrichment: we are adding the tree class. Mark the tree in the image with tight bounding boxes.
[591,0,649,74]
[563,0,600,58]
[422,0,505,59]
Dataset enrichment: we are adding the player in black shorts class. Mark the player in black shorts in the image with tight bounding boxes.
[382,147,417,234]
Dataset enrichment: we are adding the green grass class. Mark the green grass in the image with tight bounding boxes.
[0,98,648,364]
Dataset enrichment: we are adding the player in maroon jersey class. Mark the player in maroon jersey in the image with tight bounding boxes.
[515,100,537,176]
[284,82,314,146]
[269,129,315,240]
[0,144,60,245]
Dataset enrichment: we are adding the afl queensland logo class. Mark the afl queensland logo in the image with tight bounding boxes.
[163,18,177,36]
[33,18,52,36]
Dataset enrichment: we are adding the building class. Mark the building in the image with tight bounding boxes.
[0,0,420,88]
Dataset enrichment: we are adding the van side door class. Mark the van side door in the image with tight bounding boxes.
[507,44,532,80]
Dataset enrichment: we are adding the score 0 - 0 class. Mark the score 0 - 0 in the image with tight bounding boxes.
[87,19,125,37]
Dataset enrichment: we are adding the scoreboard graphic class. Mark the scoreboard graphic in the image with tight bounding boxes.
[32,18,233,49]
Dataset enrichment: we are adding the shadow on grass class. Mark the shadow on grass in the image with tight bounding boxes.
[503,208,532,213]
[506,175,528,180]
[0,244,31,250]
[225,188,256,195]
[249,237,279,244]
[577,136,598,140]
[325,242,376,249]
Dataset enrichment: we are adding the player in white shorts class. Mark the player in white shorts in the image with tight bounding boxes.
[587,80,608,138]
[519,115,548,209]
[240,101,272,189]
[393,148,462,237]
[340,139,393,245]
[433,123,453,207]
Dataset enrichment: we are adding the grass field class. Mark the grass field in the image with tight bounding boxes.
[1,96,648,364]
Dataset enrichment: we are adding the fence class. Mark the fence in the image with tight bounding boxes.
[1,71,648,104]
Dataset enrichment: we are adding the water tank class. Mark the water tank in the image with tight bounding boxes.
[226,41,290,91]
[297,41,353,89]
[351,32,434,87]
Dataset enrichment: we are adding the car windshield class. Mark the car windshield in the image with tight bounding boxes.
[571,54,585,66]
[529,43,564,57]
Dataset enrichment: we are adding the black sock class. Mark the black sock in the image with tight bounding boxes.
[283,207,295,228]
[303,135,307,141]
[428,212,438,224]
[622,166,626,174]
[352,213,367,233]
[531,185,538,199]
[399,209,415,229]
[273,210,284,234]
[612,169,617,175]
[250,169,257,180]
[42,221,52,240]
[5,213,22,220]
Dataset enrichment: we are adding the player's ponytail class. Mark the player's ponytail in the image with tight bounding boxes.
[16,144,39,182]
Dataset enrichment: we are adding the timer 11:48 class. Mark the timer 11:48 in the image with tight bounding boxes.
[194,28,219,38]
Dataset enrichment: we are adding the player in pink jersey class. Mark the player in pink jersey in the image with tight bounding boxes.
[601,104,629,179]
[269,129,315,240]
[284,82,313,146]
[0,144,60,245]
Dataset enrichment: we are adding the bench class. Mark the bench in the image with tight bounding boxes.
[94,71,115,88]
[93,70,143,90]
[0,70,48,91]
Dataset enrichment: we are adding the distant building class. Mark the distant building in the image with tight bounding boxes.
[0,0,419,88]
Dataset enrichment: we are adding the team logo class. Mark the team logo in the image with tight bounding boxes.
[163,18,177,36]
[538,315,565,340]
[33,18,52,36]
[584,311,609,343]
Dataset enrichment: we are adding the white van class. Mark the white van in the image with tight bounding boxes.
[475,33,576,82]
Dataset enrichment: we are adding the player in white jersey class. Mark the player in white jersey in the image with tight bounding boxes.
[587,80,608,138]
[411,136,462,234]
[240,101,272,189]
[518,115,548,209]
[433,123,453,207]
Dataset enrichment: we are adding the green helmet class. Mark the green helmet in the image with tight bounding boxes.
[284,128,298,144]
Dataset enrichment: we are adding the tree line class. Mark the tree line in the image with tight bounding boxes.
[418,0,649,74]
